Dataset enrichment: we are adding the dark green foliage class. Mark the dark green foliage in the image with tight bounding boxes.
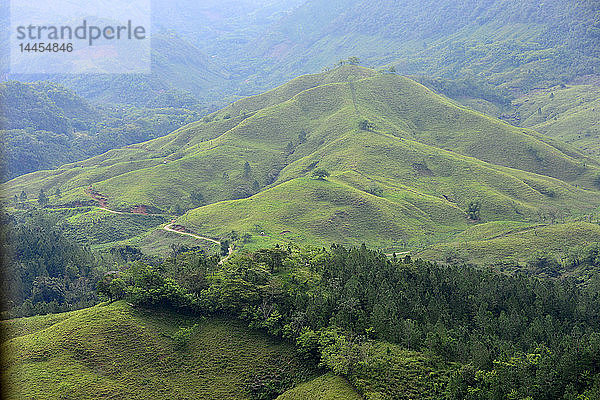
[249,372,290,400]
[1,211,100,318]
[466,200,481,220]
[105,244,600,399]
[366,184,383,197]
[189,190,206,207]
[311,168,330,180]
[231,185,254,200]
[527,252,561,277]
[415,76,512,108]
[220,240,230,256]
[1,81,202,180]
[37,189,48,206]
[125,263,197,310]
[358,119,375,131]
[298,130,308,144]
[171,324,198,351]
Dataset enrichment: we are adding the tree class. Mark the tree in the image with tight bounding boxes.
[466,200,481,220]
[54,187,61,197]
[19,191,27,203]
[189,190,205,207]
[220,240,230,256]
[298,130,308,143]
[108,278,127,301]
[38,189,48,207]
[242,233,252,244]
[358,119,375,131]
[312,168,330,180]
[367,184,383,197]
[243,161,251,178]
[527,252,561,276]
[96,275,126,302]
[285,141,294,154]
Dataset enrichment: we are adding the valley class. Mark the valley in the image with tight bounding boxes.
[3,1,600,399]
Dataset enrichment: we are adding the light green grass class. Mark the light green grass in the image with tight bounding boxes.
[58,208,168,248]
[418,222,600,265]
[1,302,322,400]
[514,84,600,158]
[104,225,221,256]
[276,373,361,400]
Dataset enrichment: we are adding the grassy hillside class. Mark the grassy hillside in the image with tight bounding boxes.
[416,79,600,162]
[512,84,600,158]
[50,207,168,248]
[0,301,336,399]
[276,373,361,400]
[418,221,600,267]
[5,66,600,253]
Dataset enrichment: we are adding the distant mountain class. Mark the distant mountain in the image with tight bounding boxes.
[245,0,600,93]
[5,1,598,109]
[49,34,231,108]
[151,0,304,55]
[6,66,600,252]
[0,80,202,180]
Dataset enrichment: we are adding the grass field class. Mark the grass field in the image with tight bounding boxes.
[1,302,350,400]
[276,373,361,400]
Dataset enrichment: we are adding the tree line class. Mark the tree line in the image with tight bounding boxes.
[96,244,600,399]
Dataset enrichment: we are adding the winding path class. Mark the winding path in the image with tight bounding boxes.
[163,223,220,244]
[163,223,233,264]
[85,188,234,263]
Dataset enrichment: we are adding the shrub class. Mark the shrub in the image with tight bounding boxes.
[171,324,198,351]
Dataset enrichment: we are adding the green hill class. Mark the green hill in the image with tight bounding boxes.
[0,301,343,399]
[5,66,600,252]
[276,373,361,400]
[413,79,600,162]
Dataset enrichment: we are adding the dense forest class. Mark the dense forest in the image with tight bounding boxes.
[0,212,102,318]
[89,244,600,399]
[5,208,600,398]
[0,81,203,180]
